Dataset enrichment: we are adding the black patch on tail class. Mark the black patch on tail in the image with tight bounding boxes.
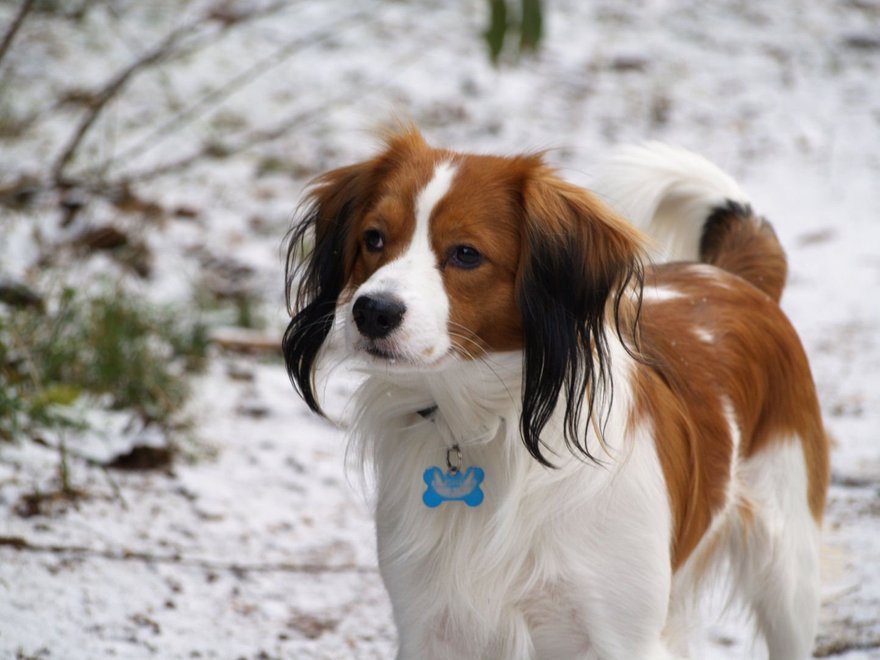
[699,198,788,301]
[700,200,754,261]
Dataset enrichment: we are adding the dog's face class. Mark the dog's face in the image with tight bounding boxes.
[345,151,528,369]
[284,128,644,463]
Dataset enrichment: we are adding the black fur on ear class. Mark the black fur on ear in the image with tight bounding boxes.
[517,168,644,466]
[282,162,377,416]
[283,127,432,415]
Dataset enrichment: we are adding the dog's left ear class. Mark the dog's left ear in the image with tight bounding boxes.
[517,166,645,465]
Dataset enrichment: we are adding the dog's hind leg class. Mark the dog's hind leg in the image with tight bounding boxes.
[730,441,822,660]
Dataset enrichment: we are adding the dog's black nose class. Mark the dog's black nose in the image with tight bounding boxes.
[352,294,406,339]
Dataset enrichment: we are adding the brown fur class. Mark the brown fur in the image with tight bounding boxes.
[431,154,536,355]
[634,264,829,568]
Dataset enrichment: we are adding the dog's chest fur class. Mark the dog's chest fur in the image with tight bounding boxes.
[351,351,673,656]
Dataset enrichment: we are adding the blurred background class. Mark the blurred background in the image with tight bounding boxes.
[1,0,878,657]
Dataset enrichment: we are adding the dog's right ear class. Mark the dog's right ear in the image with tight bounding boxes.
[282,160,378,415]
[283,128,431,414]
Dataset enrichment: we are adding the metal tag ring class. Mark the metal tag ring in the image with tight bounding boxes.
[446,444,463,474]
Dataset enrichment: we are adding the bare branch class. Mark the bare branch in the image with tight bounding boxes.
[108,102,323,185]
[0,0,36,69]
[49,1,300,185]
[210,327,281,355]
[90,7,372,178]
[0,535,376,574]
[49,13,219,184]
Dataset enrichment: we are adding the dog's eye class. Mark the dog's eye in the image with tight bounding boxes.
[449,245,484,269]
[363,229,385,252]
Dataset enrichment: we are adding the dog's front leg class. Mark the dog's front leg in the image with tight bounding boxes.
[393,612,484,660]
[394,609,535,660]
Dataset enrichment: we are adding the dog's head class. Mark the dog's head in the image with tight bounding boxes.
[284,129,644,464]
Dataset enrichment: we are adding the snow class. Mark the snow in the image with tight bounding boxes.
[1,0,879,657]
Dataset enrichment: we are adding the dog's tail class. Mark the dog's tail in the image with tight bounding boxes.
[593,142,787,302]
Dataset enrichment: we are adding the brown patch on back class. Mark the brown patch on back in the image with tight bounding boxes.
[634,263,830,569]
[630,326,732,570]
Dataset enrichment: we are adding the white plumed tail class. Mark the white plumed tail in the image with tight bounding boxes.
[591,143,750,262]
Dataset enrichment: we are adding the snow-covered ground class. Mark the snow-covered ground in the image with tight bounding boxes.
[1,0,878,657]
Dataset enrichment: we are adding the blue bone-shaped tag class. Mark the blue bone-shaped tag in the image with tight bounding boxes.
[422,466,485,508]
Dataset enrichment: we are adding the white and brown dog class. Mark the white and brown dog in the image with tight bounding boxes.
[283,128,829,660]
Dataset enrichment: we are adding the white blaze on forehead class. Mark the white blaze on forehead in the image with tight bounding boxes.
[411,160,458,257]
[347,159,459,365]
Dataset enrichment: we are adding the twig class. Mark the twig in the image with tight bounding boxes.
[210,327,280,354]
[104,39,418,187]
[6,3,288,157]
[90,7,372,178]
[57,433,72,495]
[100,465,128,510]
[0,535,376,574]
[109,103,321,184]
[814,637,880,658]
[0,0,36,69]
[49,10,226,184]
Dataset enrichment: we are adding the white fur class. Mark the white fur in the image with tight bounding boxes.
[592,142,749,262]
[346,161,458,368]
[687,262,735,286]
[643,285,686,303]
[353,342,679,660]
[669,439,821,660]
[694,327,715,344]
[730,441,822,660]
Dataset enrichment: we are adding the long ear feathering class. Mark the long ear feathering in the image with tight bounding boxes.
[282,162,375,415]
[517,167,645,466]
[282,129,431,414]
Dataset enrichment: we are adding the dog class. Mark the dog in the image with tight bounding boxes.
[283,128,829,659]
